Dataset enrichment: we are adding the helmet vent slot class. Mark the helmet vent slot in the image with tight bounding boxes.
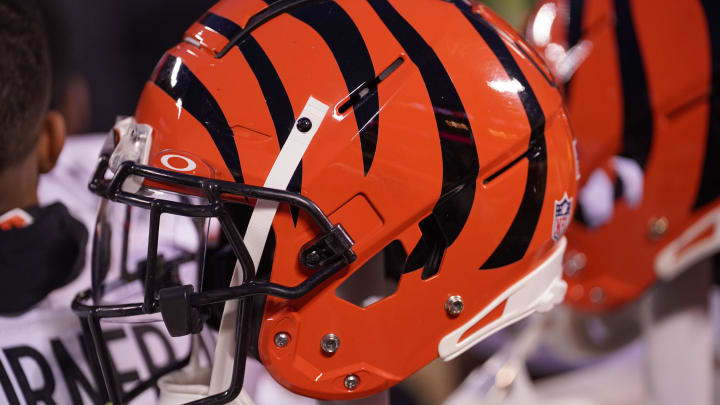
[483,144,539,185]
[337,57,405,115]
[335,240,406,308]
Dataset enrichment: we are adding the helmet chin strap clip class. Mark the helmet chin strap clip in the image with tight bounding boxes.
[158,285,204,337]
[157,224,355,338]
[299,224,356,270]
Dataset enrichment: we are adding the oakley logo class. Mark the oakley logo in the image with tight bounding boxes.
[160,154,197,172]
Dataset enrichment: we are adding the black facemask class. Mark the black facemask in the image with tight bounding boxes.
[0,202,88,315]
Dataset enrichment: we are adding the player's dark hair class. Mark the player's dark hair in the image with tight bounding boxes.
[0,0,51,172]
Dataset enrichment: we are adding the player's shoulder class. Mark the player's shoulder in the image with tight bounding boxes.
[35,133,105,310]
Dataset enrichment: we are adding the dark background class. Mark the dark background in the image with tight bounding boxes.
[41,0,218,133]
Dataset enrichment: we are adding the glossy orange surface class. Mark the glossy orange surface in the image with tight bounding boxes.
[132,0,577,399]
[527,0,720,312]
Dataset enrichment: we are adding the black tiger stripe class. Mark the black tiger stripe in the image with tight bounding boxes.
[614,0,653,170]
[367,0,480,279]
[202,14,296,147]
[263,0,380,175]
[450,1,548,269]
[154,55,244,183]
[565,0,585,92]
[202,13,302,223]
[694,0,720,210]
[568,0,584,49]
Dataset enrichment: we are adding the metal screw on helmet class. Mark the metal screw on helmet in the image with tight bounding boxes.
[305,250,321,267]
[274,332,290,348]
[321,333,340,354]
[648,217,669,240]
[445,295,464,317]
[296,117,312,132]
[344,374,360,390]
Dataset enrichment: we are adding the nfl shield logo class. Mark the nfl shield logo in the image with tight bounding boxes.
[553,193,573,241]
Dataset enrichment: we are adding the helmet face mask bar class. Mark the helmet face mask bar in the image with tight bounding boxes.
[74,0,582,402]
[73,133,357,404]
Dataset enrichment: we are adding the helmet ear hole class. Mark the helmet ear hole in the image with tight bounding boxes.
[335,240,407,308]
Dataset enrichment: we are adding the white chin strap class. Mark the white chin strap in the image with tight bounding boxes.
[157,367,256,405]
[157,334,257,404]
[195,97,330,401]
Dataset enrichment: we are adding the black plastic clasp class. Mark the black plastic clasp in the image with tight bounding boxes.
[300,224,356,270]
[158,285,203,337]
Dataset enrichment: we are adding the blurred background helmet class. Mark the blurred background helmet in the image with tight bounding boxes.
[526,0,720,312]
[74,0,578,402]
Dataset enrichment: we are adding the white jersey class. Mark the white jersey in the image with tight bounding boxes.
[0,134,210,404]
[0,134,315,405]
[0,306,216,405]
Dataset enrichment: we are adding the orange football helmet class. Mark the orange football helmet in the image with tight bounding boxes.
[526,0,720,312]
[73,0,578,403]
